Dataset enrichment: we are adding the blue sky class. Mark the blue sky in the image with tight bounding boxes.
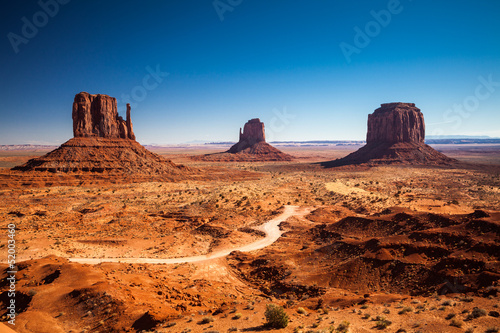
[1,0,499,144]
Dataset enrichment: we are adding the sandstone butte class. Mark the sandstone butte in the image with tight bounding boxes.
[322,102,456,167]
[13,92,189,177]
[194,118,293,162]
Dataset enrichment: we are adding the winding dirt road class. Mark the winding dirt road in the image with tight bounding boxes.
[68,205,308,265]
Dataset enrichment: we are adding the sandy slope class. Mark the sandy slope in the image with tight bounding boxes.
[68,205,308,264]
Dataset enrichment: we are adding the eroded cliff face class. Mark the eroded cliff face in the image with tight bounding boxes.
[72,92,135,140]
[367,103,425,144]
[239,118,265,145]
[322,102,455,167]
[228,118,266,153]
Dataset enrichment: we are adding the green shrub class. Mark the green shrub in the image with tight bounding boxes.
[265,304,289,329]
[297,307,308,315]
[445,313,456,320]
[336,321,350,333]
[201,316,214,324]
[485,328,499,333]
[466,308,487,320]
[450,319,463,328]
[398,306,413,315]
[375,316,392,329]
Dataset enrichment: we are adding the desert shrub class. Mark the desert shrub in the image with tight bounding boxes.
[445,313,456,320]
[265,304,289,329]
[232,313,242,320]
[466,308,487,320]
[228,328,238,332]
[450,318,463,328]
[336,320,350,333]
[297,307,307,315]
[375,316,392,329]
[201,316,214,324]
[485,328,499,333]
[398,306,413,314]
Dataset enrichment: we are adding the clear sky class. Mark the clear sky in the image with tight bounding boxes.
[1,0,499,144]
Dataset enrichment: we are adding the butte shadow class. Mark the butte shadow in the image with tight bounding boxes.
[12,92,191,179]
[321,103,457,168]
[192,118,294,162]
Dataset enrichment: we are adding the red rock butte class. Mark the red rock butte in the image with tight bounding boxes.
[13,92,190,178]
[193,118,293,162]
[73,92,135,140]
[228,118,266,153]
[322,102,456,167]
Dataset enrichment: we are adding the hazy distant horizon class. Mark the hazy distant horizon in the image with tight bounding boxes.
[1,1,499,145]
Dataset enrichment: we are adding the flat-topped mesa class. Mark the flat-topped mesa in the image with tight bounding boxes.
[321,102,456,167]
[367,102,425,144]
[72,92,135,140]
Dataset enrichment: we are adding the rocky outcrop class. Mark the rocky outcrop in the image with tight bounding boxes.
[193,118,293,162]
[228,118,266,153]
[367,103,425,144]
[72,92,135,140]
[13,92,190,177]
[13,137,189,176]
[322,103,456,167]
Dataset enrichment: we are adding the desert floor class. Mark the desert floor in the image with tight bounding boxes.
[0,144,499,333]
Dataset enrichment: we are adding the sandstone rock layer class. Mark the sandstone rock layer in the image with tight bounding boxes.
[13,137,190,177]
[228,118,266,153]
[195,118,293,162]
[323,103,455,167]
[73,92,135,140]
[367,103,425,144]
[13,92,190,177]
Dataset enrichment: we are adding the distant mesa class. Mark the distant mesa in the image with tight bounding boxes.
[193,118,293,162]
[322,103,456,167]
[13,92,189,177]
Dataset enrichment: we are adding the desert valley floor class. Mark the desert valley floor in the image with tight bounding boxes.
[0,144,500,333]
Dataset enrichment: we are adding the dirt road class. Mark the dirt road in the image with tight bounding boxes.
[68,205,307,265]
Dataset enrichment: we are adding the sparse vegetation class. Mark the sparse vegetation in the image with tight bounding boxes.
[485,328,499,333]
[336,321,350,333]
[201,316,214,324]
[265,304,289,329]
[375,316,392,329]
[450,318,463,328]
[398,306,413,315]
[297,307,308,315]
[467,308,487,320]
